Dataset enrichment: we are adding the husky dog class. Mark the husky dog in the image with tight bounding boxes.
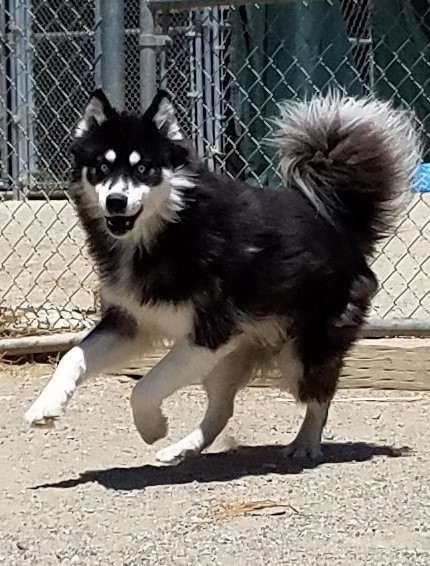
[25,90,419,463]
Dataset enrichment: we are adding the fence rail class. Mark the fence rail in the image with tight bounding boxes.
[1,0,430,344]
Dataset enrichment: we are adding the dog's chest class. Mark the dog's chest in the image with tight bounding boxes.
[103,285,194,340]
[137,302,194,339]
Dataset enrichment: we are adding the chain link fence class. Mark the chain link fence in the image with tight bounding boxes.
[1,0,430,345]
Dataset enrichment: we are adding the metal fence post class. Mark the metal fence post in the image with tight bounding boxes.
[140,0,157,112]
[100,0,125,110]
[94,0,103,90]
[192,10,205,158]
[0,3,9,192]
[8,0,36,199]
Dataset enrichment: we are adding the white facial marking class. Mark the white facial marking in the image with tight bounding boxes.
[95,175,147,217]
[109,176,127,193]
[127,182,150,215]
[84,164,196,245]
[104,149,116,163]
[129,151,141,166]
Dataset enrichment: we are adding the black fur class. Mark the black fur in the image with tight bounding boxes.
[70,90,419,403]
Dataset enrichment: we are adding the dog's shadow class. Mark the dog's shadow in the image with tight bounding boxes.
[32,442,409,491]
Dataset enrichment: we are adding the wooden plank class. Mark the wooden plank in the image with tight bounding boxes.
[340,338,430,391]
[113,339,430,392]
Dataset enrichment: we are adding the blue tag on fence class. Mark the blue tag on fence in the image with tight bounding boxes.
[413,163,430,193]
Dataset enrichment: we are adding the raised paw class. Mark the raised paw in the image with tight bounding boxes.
[133,408,168,445]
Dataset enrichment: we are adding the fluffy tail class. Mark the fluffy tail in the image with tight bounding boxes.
[274,93,421,251]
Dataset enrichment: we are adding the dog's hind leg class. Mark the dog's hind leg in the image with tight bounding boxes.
[276,341,332,460]
[281,273,374,462]
[25,308,139,426]
[155,351,251,464]
[130,340,240,446]
[284,355,342,462]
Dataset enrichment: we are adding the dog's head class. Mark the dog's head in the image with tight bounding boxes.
[70,90,195,240]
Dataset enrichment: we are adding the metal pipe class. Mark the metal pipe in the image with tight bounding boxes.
[2,319,430,359]
[32,28,140,41]
[100,0,125,109]
[23,2,37,182]
[203,8,215,170]
[8,0,36,197]
[15,0,29,193]
[158,11,170,91]
[0,331,87,357]
[148,0,327,10]
[140,0,157,112]
[94,0,102,89]
[211,6,223,168]
[147,0,397,12]
[0,2,9,192]
[194,11,205,157]
[7,2,19,197]
[362,319,430,338]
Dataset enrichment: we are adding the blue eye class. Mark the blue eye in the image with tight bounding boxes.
[100,163,109,174]
[137,164,146,174]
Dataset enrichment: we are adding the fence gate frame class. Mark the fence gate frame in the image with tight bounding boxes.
[0,0,430,339]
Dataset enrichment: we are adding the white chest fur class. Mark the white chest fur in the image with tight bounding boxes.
[102,285,194,341]
[136,302,194,339]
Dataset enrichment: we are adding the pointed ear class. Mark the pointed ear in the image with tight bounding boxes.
[144,91,184,141]
[74,89,115,138]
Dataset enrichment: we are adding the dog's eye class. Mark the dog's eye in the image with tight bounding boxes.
[137,164,146,175]
[100,163,109,174]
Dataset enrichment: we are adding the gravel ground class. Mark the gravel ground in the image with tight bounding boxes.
[1,363,430,565]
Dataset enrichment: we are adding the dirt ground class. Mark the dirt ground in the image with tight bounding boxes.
[1,363,430,565]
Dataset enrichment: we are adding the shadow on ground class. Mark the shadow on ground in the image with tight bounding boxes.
[32,442,410,491]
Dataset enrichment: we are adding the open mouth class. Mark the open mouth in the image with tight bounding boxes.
[105,210,141,236]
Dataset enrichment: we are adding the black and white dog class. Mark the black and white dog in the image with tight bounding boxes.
[25,90,419,463]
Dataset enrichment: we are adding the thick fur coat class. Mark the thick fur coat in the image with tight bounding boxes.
[25,90,420,463]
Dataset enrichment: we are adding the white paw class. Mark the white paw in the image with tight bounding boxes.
[284,439,323,461]
[133,408,168,445]
[25,397,64,426]
[25,393,66,426]
[156,442,198,465]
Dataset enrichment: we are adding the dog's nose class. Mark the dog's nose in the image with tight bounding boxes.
[106,193,128,215]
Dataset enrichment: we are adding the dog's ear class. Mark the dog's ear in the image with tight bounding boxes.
[144,91,184,141]
[74,89,115,138]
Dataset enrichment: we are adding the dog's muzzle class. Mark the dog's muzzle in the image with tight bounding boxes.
[106,193,128,215]
[105,193,142,236]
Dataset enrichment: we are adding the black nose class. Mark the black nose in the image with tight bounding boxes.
[106,193,128,215]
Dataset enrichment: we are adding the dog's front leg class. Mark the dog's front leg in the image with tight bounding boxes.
[25,308,138,426]
[130,340,235,445]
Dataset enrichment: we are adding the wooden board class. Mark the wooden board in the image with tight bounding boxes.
[114,339,430,392]
[340,338,430,391]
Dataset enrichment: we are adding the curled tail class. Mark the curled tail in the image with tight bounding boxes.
[274,92,421,251]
